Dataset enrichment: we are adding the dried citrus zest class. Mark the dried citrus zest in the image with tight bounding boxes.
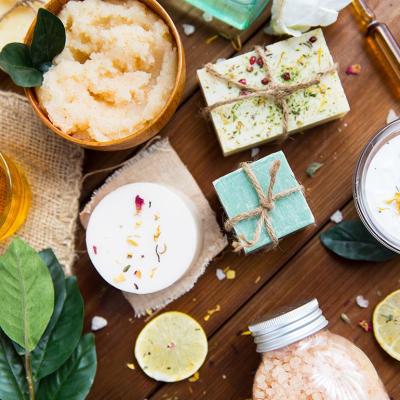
[146,308,153,316]
[126,363,135,370]
[153,225,161,241]
[188,371,200,382]
[226,268,236,280]
[241,330,251,336]
[204,305,221,321]
[385,192,400,213]
[127,238,138,246]
[113,273,126,283]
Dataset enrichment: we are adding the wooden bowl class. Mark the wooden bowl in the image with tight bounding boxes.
[24,0,186,151]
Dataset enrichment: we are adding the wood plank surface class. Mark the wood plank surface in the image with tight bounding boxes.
[0,0,399,399]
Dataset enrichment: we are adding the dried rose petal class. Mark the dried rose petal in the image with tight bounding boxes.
[238,78,247,85]
[358,320,372,332]
[135,195,145,212]
[346,64,361,75]
[249,55,256,65]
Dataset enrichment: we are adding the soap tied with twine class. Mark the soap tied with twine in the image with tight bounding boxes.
[213,151,315,254]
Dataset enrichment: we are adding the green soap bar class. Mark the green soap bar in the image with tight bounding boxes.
[213,151,314,253]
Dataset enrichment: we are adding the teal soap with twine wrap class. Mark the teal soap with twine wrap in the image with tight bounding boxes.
[213,151,314,253]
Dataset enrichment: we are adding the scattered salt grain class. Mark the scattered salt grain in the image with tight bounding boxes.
[386,109,399,124]
[251,147,260,159]
[202,12,213,22]
[216,268,226,280]
[188,371,200,382]
[91,316,108,331]
[182,23,195,36]
[356,295,369,309]
[222,374,227,379]
[216,58,226,64]
[340,313,352,325]
[330,210,343,223]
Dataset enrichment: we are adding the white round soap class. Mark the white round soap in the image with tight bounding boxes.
[86,183,202,294]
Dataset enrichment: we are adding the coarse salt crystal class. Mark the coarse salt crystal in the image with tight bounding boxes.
[202,12,213,22]
[216,268,226,280]
[386,109,399,124]
[91,316,108,331]
[356,295,369,309]
[182,23,195,36]
[330,210,343,223]
[216,58,226,64]
[251,147,260,159]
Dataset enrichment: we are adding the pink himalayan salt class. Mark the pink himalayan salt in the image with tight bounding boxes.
[253,330,389,400]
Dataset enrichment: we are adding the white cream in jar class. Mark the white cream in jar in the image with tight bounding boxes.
[86,183,202,294]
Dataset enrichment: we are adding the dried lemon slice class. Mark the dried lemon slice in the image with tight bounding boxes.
[134,311,208,382]
[373,289,400,361]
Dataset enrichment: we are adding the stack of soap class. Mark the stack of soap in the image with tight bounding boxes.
[213,151,314,253]
[197,28,350,156]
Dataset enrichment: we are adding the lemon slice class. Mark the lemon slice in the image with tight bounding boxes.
[373,289,400,361]
[135,311,208,382]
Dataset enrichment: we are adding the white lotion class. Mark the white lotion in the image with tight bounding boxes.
[86,183,202,294]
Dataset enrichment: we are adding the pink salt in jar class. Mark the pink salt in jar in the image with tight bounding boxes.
[249,299,389,400]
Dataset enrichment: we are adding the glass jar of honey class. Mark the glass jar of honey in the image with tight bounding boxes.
[249,299,389,400]
[0,152,31,241]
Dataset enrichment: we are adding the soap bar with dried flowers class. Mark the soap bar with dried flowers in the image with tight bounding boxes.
[213,151,314,253]
[197,28,350,156]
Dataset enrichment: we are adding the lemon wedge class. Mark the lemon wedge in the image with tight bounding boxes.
[373,289,400,361]
[135,311,208,382]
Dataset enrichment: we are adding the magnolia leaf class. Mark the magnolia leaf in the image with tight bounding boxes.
[30,8,66,69]
[0,330,28,400]
[36,334,97,400]
[0,43,42,87]
[32,275,84,380]
[320,220,397,262]
[0,238,54,351]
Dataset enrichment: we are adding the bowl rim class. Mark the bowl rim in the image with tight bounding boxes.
[24,0,185,148]
[0,152,13,228]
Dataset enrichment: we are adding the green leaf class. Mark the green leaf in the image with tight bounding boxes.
[0,238,54,351]
[36,334,97,400]
[31,275,84,380]
[320,220,397,262]
[30,8,66,69]
[306,162,323,177]
[0,43,43,87]
[0,330,28,400]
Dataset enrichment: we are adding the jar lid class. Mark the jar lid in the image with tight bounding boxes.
[248,298,328,353]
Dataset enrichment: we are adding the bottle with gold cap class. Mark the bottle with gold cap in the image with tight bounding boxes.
[249,299,389,400]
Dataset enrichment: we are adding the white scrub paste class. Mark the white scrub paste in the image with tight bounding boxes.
[364,133,400,244]
[86,183,202,294]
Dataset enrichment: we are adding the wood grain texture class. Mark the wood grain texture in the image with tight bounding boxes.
[0,0,399,399]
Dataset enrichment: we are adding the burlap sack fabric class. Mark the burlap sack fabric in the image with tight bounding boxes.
[0,91,83,274]
[80,139,227,317]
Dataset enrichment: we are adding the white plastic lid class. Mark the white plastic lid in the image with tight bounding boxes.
[248,299,328,353]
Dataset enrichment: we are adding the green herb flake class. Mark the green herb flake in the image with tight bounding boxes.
[306,162,323,177]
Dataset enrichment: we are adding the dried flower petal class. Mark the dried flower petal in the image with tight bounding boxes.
[226,269,236,280]
[356,295,369,308]
[240,330,251,336]
[126,363,135,370]
[358,320,372,332]
[135,195,145,213]
[113,273,126,284]
[153,225,161,242]
[204,305,221,321]
[134,270,142,279]
[345,64,361,75]
[188,371,200,382]
[386,108,399,124]
[92,245,97,255]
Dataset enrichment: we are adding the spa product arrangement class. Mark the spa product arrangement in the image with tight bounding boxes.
[197,29,349,156]
[86,182,203,294]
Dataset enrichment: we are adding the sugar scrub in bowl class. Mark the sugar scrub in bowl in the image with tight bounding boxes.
[249,299,389,400]
[26,0,185,150]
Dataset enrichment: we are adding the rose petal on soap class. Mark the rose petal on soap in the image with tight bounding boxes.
[345,64,361,75]
[135,195,145,212]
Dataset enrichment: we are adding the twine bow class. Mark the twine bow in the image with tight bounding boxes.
[224,159,303,252]
[205,45,337,141]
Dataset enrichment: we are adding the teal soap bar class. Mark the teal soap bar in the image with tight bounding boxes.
[213,151,315,253]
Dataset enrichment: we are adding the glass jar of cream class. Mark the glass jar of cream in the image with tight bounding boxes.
[354,119,400,253]
[249,299,388,400]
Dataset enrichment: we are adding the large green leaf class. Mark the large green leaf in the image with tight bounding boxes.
[31,275,84,380]
[30,8,66,70]
[0,238,54,351]
[36,334,97,400]
[320,220,397,262]
[0,330,28,400]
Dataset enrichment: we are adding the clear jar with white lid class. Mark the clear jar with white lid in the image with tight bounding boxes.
[249,299,389,400]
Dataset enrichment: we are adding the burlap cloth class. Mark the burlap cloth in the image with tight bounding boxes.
[0,91,83,273]
[80,139,227,317]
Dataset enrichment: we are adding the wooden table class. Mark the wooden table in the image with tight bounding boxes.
[1,1,400,398]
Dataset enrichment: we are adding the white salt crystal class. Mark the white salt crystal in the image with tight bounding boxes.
[182,23,195,36]
[216,268,226,280]
[216,58,226,64]
[330,210,343,223]
[91,316,108,331]
[202,12,213,22]
[386,109,399,124]
[251,147,260,159]
[356,295,369,309]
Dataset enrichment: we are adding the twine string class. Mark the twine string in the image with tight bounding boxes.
[224,159,303,252]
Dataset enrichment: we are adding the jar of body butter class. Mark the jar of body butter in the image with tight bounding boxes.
[249,299,389,400]
[354,119,400,253]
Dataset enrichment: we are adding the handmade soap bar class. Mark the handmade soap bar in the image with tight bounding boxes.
[197,28,350,156]
[213,151,314,253]
[86,183,203,294]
